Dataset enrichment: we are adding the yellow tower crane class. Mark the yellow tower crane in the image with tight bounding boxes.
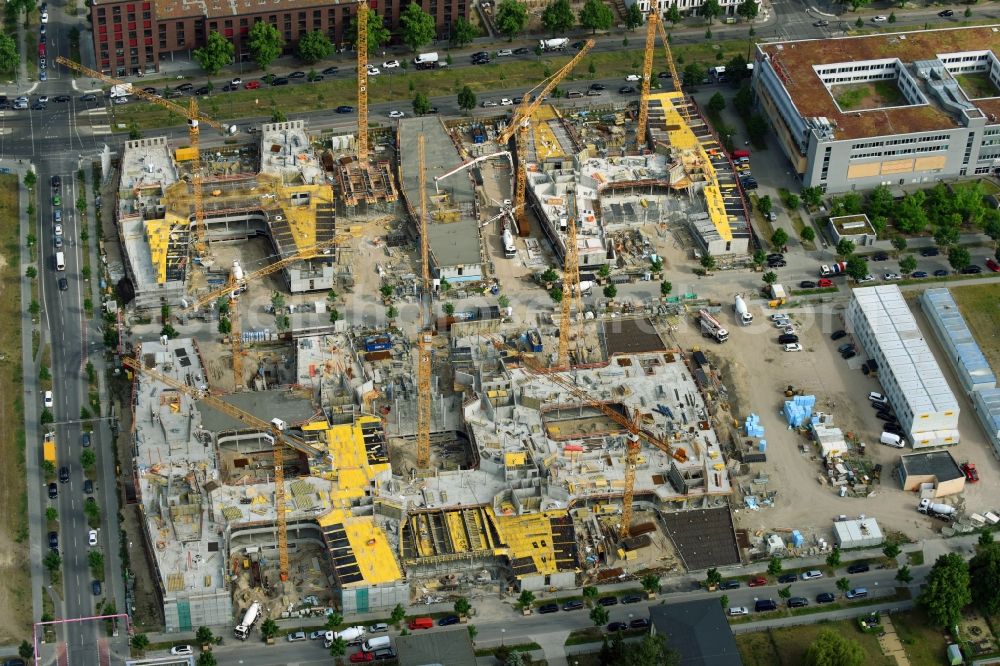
[182,239,340,391]
[55,57,224,257]
[356,0,370,163]
[557,193,582,370]
[637,12,690,146]
[416,135,432,469]
[496,40,595,236]
[122,355,328,581]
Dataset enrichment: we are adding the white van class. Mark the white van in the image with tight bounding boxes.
[880,431,904,448]
[361,635,391,652]
[55,251,65,271]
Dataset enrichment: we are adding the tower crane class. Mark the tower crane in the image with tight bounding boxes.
[556,193,582,370]
[416,135,432,469]
[55,57,224,257]
[496,39,595,236]
[122,355,327,581]
[356,0,370,163]
[182,238,340,391]
[502,347,688,538]
[637,11,689,146]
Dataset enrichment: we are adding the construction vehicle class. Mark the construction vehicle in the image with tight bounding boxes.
[234,601,262,640]
[734,294,753,326]
[539,38,569,51]
[496,39,595,236]
[122,355,325,582]
[820,261,847,277]
[55,56,224,258]
[918,499,957,517]
[43,432,57,465]
[699,310,729,343]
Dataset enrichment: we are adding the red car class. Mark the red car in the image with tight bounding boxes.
[748,576,767,587]
[350,652,374,663]
[244,80,261,90]
[986,258,1000,273]
[962,463,979,483]
[818,278,833,288]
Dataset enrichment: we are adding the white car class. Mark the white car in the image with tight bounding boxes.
[287,631,306,642]
[40,11,48,22]
[783,343,803,352]
[727,606,748,616]
[800,570,823,580]
[883,272,901,280]
[772,318,790,328]
[496,49,513,57]
[230,77,242,87]
[308,630,326,640]
[871,15,888,22]
[500,98,513,106]
[858,274,875,284]
[782,325,795,335]
[481,100,499,107]
[625,74,641,82]
[88,529,98,547]
[54,224,63,236]
[43,390,53,408]
[388,110,405,118]
[868,392,887,403]
[170,646,192,656]
[383,60,400,68]
[366,66,380,76]
[769,313,789,322]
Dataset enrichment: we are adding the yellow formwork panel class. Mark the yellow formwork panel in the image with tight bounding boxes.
[277,183,335,253]
[505,452,527,467]
[344,519,402,584]
[175,147,198,162]
[143,216,177,284]
[531,105,564,160]
[445,511,470,552]
[489,509,567,576]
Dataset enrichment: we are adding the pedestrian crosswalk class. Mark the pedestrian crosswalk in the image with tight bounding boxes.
[83,107,112,136]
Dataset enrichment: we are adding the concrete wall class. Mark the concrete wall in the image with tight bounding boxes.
[163,590,233,633]
[338,580,410,614]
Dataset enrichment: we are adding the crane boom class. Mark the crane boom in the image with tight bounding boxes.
[356,0,369,162]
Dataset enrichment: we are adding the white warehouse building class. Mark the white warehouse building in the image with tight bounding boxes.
[846,286,960,449]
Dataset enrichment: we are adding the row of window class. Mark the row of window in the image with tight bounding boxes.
[817,62,896,75]
[851,134,951,151]
[825,72,895,86]
[849,144,948,160]
[941,53,990,63]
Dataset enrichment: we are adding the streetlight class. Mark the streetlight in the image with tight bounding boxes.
[501,628,506,646]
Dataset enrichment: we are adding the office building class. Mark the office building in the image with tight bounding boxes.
[846,286,960,448]
[753,26,1000,193]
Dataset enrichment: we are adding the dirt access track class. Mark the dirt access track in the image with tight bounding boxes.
[672,296,1000,545]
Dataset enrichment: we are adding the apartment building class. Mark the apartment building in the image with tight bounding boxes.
[753,26,1000,193]
[629,0,753,19]
[91,0,467,76]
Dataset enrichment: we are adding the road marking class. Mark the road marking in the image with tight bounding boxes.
[91,125,112,135]
[86,108,108,116]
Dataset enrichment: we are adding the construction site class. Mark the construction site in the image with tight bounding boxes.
[98,10,758,634]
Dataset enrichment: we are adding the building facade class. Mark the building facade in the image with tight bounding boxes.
[752,27,1000,193]
[91,0,467,76]
[630,0,751,19]
[846,286,960,449]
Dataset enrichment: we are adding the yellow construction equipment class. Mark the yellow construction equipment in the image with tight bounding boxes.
[182,239,339,391]
[416,135,432,469]
[637,12,688,145]
[496,40,595,236]
[122,356,327,581]
[356,0,370,163]
[55,57,224,257]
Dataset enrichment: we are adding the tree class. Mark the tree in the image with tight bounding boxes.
[623,634,678,665]
[24,170,36,189]
[641,573,660,596]
[349,5,391,54]
[590,605,609,626]
[849,0,871,10]
[197,654,217,666]
[517,589,535,610]
[498,294,510,308]
[45,507,57,522]
[801,186,823,209]
[81,449,96,468]
[836,239,855,258]
[899,255,917,275]
[467,624,478,643]
[454,597,471,617]
[391,603,407,626]
[88,549,104,576]
[40,409,53,425]
[970,543,1000,615]
[758,195,773,217]
[603,284,617,299]
[583,586,599,606]
[412,91,431,116]
[39,365,50,381]
[29,300,40,317]
[660,280,673,297]
[700,253,717,271]
[882,543,901,560]
[625,2,644,30]
[443,302,456,316]
[296,30,332,64]
[706,568,722,588]
[542,0,575,35]
[845,255,869,281]
[683,62,706,87]
[752,249,767,267]
[948,245,971,272]
[708,92,726,113]
[804,629,864,666]
[747,114,769,145]
[457,85,477,113]
[248,21,284,70]
[450,16,478,47]
[980,530,995,548]
[130,634,149,655]
[734,83,754,118]
[771,227,788,248]
[836,577,851,595]
[0,34,17,74]
[801,227,816,243]
[400,3,436,52]
[194,31,234,75]
[737,0,759,22]
[767,555,783,576]
[666,4,682,24]
[18,641,33,660]
[778,585,792,601]
[495,0,529,40]
[260,618,279,640]
[720,594,729,609]
[891,236,908,253]
[579,0,613,34]
[785,193,800,209]
[762,271,778,285]
[218,317,232,335]
[386,306,398,320]
[919,553,971,628]
[43,549,61,573]
[328,635,347,659]
[896,565,913,584]
[701,0,721,23]
[25,265,37,279]
[195,626,215,646]
[826,548,841,568]
[326,610,343,629]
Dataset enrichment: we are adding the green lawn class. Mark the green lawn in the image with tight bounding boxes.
[115,39,749,131]
[956,72,997,100]
[951,283,1000,373]
[833,80,905,111]
[736,620,894,666]
[891,608,951,666]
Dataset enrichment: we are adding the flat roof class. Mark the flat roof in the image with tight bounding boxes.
[150,0,341,20]
[603,318,668,356]
[650,599,743,666]
[899,449,964,482]
[426,219,482,268]
[395,628,477,666]
[660,506,741,570]
[758,26,1000,140]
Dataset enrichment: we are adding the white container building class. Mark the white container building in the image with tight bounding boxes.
[920,289,997,394]
[971,388,1000,459]
[846,286,960,449]
[833,517,884,549]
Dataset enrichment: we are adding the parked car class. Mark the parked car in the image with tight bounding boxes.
[816,592,836,603]
[618,86,636,94]
[88,529,98,546]
[846,587,868,599]
[777,574,797,584]
[368,623,388,633]
[783,343,803,352]
[271,77,290,86]
[787,597,809,608]
[287,631,306,642]
[799,281,816,289]
[438,615,460,626]
[846,563,870,574]
[748,576,767,587]
[719,580,740,590]
[59,466,69,483]
[800,570,823,580]
[728,606,749,616]
[496,49,513,57]
[962,462,979,483]
[83,479,93,494]
[388,110,405,118]
[625,74,641,82]
[562,600,584,611]
[48,531,58,550]
[622,594,645,602]
[244,80,261,90]
[336,105,355,113]
[961,264,982,274]
[875,411,896,422]
[350,652,374,663]
[289,70,307,78]
[778,334,799,345]
[598,596,618,606]
[538,603,559,614]
[934,269,950,277]
[986,258,1000,272]
[818,278,834,288]
[841,349,857,359]
[630,618,650,629]
[176,83,194,91]
[938,9,954,16]
[872,252,889,261]
[607,621,628,632]
[871,15,888,22]
[830,330,847,341]
[170,646,193,656]
[48,482,57,499]
[921,247,940,257]
[911,271,928,278]
[322,66,340,75]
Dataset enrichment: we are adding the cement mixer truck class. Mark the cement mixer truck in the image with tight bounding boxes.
[918,499,957,520]
[234,601,261,640]
[734,294,753,326]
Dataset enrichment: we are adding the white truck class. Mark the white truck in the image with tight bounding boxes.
[234,601,261,640]
[502,229,516,259]
[325,626,365,648]
[918,499,957,517]
[109,83,132,99]
[413,52,439,69]
[539,38,569,51]
[734,294,753,326]
[699,309,729,343]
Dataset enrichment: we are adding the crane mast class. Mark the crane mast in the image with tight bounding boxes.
[557,194,581,369]
[356,0,369,163]
[637,12,658,146]
[416,135,432,469]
